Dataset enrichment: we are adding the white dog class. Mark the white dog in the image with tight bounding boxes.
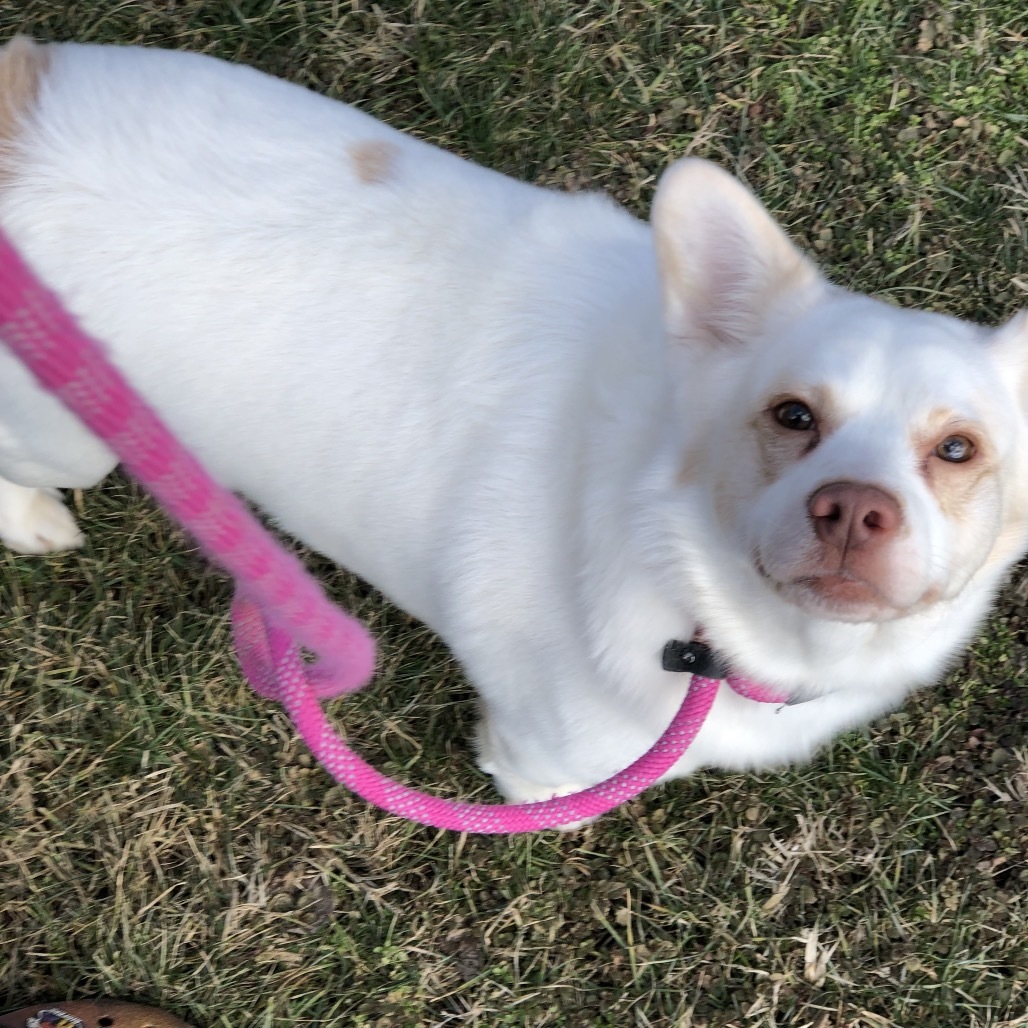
[1,37,1026,803]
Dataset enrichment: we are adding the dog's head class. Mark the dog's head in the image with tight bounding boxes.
[653,159,1028,624]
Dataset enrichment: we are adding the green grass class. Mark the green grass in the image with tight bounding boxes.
[1,2,1027,1025]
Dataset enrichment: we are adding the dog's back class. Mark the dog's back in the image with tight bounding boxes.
[0,38,657,619]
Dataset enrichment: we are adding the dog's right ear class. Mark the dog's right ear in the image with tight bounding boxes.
[651,159,822,348]
[990,309,1028,415]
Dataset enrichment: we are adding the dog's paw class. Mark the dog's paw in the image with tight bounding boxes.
[0,485,85,554]
[475,718,597,829]
[503,779,600,832]
[482,761,597,829]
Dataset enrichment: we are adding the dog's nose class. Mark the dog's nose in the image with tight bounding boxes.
[808,482,902,550]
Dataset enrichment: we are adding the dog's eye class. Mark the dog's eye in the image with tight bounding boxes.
[772,400,816,431]
[935,435,976,463]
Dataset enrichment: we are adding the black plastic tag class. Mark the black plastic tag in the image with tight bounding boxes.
[661,639,729,680]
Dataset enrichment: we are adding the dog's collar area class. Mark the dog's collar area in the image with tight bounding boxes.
[662,637,808,705]
[661,638,729,679]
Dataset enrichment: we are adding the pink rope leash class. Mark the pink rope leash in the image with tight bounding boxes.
[0,231,787,832]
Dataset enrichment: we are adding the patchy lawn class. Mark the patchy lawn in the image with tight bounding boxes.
[1,2,1026,1025]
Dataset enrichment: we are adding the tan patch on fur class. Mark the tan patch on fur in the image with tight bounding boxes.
[351,140,398,185]
[754,383,838,485]
[915,407,970,447]
[983,517,1028,575]
[0,36,49,154]
[912,408,993,524]
[806,383,839,421]
[676,442,704,486]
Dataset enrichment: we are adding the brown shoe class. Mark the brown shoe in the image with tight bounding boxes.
[0,1001,193,1028]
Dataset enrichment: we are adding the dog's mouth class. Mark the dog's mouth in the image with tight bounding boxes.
[755,559,910,623]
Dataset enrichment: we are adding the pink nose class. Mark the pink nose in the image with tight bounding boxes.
[808,482,902,551]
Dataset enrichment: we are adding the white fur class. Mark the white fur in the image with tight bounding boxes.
[1,41,1026,801]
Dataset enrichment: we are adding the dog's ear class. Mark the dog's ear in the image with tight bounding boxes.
[651,158,822,348]
[990,309,1028,414]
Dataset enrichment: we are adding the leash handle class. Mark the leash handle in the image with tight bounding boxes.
[0,231,784,832]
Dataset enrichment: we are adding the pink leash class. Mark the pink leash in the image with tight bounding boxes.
[0,231,788,833]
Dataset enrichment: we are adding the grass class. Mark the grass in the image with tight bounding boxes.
[1,1,1026,1025]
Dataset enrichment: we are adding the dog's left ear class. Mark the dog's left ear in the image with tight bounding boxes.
[651,158,823,348]
[990,310,1028,414]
